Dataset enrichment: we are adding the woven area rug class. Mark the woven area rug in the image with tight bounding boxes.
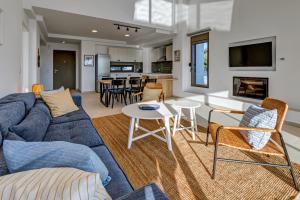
[92,114,300,200]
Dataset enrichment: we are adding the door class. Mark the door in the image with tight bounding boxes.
[53,50,76,90]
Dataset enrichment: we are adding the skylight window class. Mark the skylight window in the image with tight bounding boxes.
[134,0,174,27]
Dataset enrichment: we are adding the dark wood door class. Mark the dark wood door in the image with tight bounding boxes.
[53,50,76,89]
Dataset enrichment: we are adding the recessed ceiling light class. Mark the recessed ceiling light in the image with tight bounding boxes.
[124,34,130,37]
[61,41,66,44]
[92,29,98,33]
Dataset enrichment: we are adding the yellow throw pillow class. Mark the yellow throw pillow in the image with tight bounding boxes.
[142,87,163,102]
[0,168,112,200]
[41,89,79,117]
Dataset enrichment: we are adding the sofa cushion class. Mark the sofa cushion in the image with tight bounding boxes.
[50,106,90,124]
[3,140,111,185]
[10,106,50,141]
[92,145,133,199]
[44,120,103,147]
[34,99,52,118]
[240,105,278,150]
[0,93,35,113]
[0,102,25,135]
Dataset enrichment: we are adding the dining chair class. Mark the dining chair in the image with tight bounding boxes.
[125,78,143,104]
[109,79,127,108]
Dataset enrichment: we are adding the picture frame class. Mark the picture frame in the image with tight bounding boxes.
[174,50,180,62]
[0,9,4,46]
[84,55,94,67]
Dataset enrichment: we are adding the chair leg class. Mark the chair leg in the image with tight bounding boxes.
[279,132,299,191]
[123,93,127,105]
[212,126,222,179]
[111,93,114,109]
[206,110,213,146]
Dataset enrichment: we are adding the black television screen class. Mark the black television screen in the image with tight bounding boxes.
[229,42,273,67]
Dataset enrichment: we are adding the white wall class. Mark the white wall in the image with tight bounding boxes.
[173,0,300,110]
[40,42,80,90]
[0,0,23,97]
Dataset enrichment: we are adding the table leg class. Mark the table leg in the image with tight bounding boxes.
[135,118,139,131]
[190,108,196,140]
[177,108,182,129]
[105,85,109,107]
[193,108,198,135]
[128,117,135,149]
[173,114,178,136]
[164,117,172,151]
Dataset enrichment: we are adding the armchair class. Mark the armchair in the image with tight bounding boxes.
[206,98,299,191]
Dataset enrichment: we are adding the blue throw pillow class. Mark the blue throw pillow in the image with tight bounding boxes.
[3,140,111,186]
[0,102,26,135]
[9,106,50,141]
[240,105,278,150]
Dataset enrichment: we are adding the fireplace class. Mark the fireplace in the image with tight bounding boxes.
[233,77,268,100]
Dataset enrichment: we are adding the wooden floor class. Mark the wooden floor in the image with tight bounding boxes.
[93,114,300,200]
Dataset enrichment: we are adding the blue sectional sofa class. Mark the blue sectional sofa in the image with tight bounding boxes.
[0,92,168,200]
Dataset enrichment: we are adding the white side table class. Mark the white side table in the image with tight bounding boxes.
[172,100,202,140]
[122,101,178,151]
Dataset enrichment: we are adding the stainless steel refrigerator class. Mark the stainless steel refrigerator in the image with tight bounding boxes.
[95,54,110,92]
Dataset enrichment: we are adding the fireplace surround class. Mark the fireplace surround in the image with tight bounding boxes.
[233,77,268,100]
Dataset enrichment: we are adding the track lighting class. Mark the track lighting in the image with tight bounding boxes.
[114,24,141,33]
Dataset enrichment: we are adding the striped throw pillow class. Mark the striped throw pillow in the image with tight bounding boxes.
[240,105,278,150]
[0,168,111,200]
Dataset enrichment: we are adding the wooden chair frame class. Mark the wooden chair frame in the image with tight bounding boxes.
[206,107,299,191]
[132,83,165,102]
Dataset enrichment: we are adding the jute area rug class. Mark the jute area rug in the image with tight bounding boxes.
[92,114,300,200]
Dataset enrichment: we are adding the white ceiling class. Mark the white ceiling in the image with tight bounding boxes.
[33,7,174,45]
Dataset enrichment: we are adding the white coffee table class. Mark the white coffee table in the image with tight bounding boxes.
[122,101,178,151]
[171,100,202,140]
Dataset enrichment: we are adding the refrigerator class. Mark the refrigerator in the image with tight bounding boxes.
[95,54,110,92]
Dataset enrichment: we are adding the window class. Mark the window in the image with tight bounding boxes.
[191,33,209,87]
[134,0,175,27]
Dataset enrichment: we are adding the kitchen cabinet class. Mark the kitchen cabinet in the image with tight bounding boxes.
[108,47,143,62]
[166,45,173,61]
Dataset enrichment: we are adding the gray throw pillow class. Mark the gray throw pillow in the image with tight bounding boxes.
[240,105,277,150]
[3,140,111,186]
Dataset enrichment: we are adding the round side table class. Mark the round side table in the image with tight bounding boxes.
[172,100,202,140]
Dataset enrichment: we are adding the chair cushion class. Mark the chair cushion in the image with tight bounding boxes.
[142,88,162,102]
[209,122,284,156]
[10,106,50,141]
[50,106,90,124]
[41,89,79,117]
[44,120,103,147]
[3,140,111,185]
[0,168,111,200]
[0,92,36,113]
[240,105,278,150]
[0,102,25,135]
[92,145,133,199]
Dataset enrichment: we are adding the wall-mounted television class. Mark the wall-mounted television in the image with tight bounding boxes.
[229,36,276,71]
